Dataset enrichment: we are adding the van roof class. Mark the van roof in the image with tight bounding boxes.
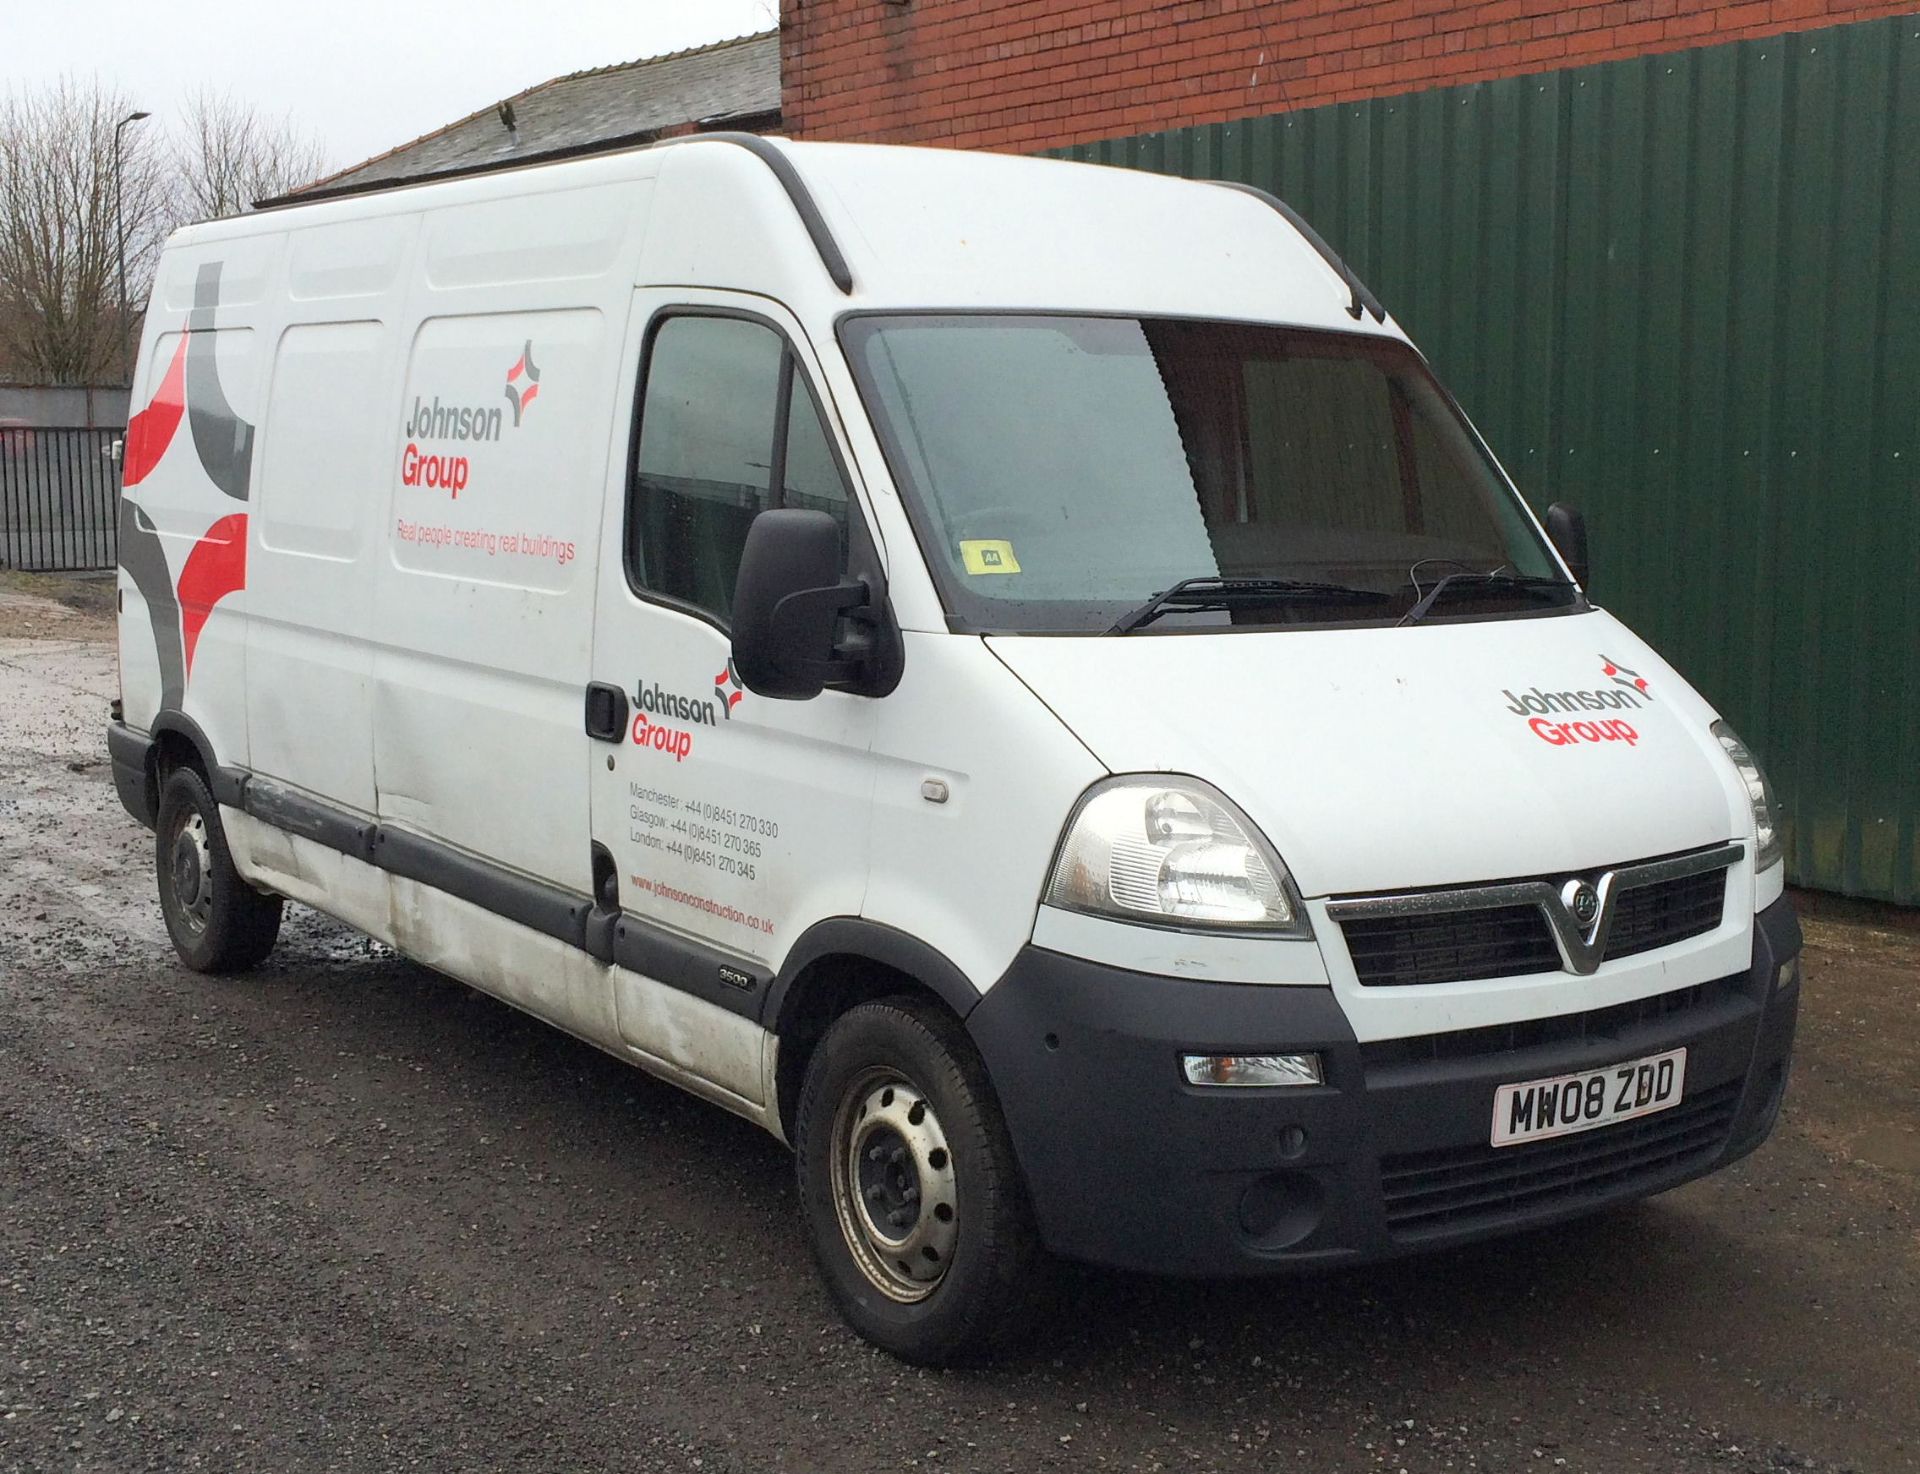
[168,137,1393,332]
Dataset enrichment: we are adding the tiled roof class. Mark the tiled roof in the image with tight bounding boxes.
[297,30,780,195]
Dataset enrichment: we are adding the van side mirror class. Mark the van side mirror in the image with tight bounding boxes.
[1545,502,1590,588]
[731,509,877,700]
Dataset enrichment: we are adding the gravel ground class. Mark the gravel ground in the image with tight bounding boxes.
[2,599,1916,1473]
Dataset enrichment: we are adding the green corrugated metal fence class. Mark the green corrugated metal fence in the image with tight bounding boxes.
[1056,13,1920,906]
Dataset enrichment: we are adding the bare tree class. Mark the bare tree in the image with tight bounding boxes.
[172,88,327,222]
[0,78,170,384]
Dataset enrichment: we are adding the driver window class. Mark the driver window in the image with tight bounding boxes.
[781,371,851,562]
[629,315,852,622]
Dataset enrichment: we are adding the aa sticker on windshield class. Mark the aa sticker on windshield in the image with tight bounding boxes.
[960,539,1021,575]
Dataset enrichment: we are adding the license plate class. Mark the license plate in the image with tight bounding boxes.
[1490,1047,1688,1148]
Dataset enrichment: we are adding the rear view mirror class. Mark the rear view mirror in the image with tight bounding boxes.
[1545,502,1590,588]
[731,509,877,700]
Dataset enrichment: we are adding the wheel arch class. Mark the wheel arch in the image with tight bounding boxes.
[148,710,246,808]
[764,918,986,1140]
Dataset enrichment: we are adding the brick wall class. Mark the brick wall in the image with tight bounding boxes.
[782,0,1918,150]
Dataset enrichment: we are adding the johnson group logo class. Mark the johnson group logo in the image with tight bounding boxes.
[629,674,739,761]
[400,341,541,497]
[1600,654,1652,700]
[714,660,745,719]
[504,341,541,427]
[1500,655,1653,749]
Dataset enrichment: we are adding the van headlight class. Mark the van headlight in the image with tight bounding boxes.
[1044,776,1310,935]
[1712,721,1783,872]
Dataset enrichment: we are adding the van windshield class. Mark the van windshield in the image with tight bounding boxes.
[839,314,1576,634]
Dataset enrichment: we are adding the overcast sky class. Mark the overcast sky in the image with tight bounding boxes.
[6,0,777,176]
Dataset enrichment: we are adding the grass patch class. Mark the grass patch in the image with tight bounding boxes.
[0,570,117,619]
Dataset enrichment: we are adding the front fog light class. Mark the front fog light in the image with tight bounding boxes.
[1045,776,1309,934]
[1182,1053,1324,1088]
[1776,958,1800,992]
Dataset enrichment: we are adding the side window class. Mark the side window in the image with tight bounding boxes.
[630,317,783,618]
[781,373,851,558]
[629,315,854,621]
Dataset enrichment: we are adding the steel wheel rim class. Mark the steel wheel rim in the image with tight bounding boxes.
[829,1067,959,1303]
[169,810,214,936]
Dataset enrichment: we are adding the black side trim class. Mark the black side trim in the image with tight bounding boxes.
[246,779,374,860]
[583,905,619,966]
[107,721,157,829]
[615,914,772,1018]
[210,767,249,809]
[763,917,984,1030]
[253,131,855,297]
[236,778,767,1020]
[1211,180,1386,322]
[1755,890,1803,969]
[375,826,592,952]
[138,710,248,807]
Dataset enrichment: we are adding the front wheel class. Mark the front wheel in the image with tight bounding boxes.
[155,766,282,973]
[794,996,1049,1365]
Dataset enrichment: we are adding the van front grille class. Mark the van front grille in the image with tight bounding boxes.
[1342,905,1557,987]
[1603,865,1727,960]
[1338,857,1731,987]
[1378,1079,1741,1239]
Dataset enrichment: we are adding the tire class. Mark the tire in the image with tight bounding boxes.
[794,995,1050,1365]
[155,766,282,973]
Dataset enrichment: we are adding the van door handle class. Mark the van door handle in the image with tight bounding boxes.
[584,682,629,743]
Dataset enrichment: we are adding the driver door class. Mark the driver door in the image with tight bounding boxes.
[586,292,880,1095]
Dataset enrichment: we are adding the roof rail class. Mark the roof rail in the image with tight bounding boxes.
[1210,181,1385,323]
[702,133,853,295]
[251,130,853,296]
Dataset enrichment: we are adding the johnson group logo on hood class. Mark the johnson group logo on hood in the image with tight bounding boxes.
[1501,655,1653,748]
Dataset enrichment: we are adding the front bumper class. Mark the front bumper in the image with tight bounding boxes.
[968,897,1801,1275]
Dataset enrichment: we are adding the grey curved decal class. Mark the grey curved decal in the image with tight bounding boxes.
[186,262,255,502]
[117,500,184,709]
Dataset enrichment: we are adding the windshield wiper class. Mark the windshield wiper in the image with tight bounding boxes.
[1108,576,1393,635]
[1398,570,1574,627]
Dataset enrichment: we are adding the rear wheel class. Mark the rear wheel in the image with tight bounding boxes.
[156,766,281,973]
[795,995,1049,1365]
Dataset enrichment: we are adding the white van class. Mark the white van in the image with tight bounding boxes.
[108,135,1801,1364]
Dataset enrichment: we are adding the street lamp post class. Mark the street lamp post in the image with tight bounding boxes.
[113,109,151,386]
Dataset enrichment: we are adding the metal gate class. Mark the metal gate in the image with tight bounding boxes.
[0,427,121,572]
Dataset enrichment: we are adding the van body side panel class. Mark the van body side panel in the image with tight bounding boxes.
[861,633,1106,995]
[118,233,285,775]
[221,808,774,1130]
[368,181,653,898]
[246,290,410,812]
[240,213,419,815]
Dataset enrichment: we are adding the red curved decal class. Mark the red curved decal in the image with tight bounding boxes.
[123,333,189,487]
[176,512,247,676]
